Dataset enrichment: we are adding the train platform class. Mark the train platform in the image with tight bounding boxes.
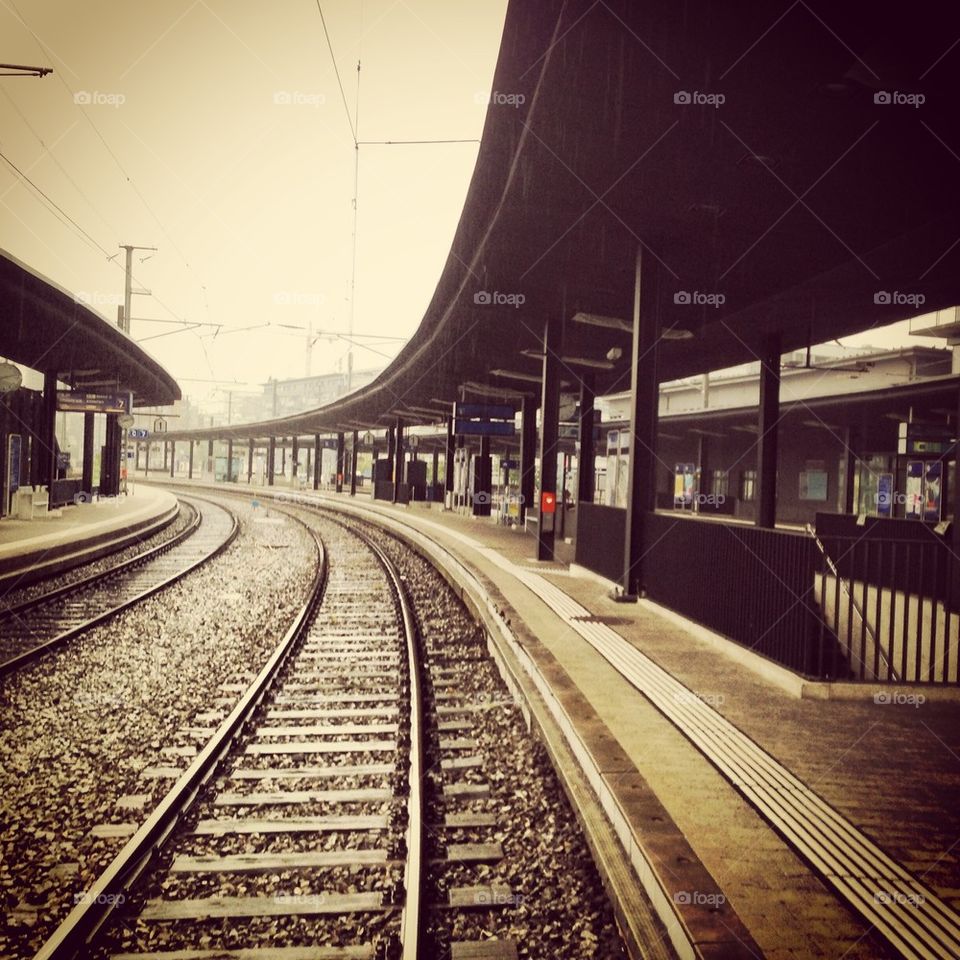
[0,484,178,590]
[309,491,960,960]
[146,480,960,959]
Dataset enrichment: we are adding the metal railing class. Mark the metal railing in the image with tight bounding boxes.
[812,523,960,683]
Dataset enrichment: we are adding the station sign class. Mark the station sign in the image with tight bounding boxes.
[57,391,128,414]
[454,401,516,438]
[454,419,514,436]
[455,402,515,420]
[128,428,150,440]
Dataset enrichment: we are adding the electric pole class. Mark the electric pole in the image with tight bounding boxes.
[119,244,157,335]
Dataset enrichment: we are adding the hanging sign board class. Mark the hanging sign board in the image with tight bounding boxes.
[56,391,128,414]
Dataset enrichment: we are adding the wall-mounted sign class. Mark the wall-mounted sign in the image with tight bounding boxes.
[128,428,150,440]
[876,473,894,517]
[905,460,924,519]
[923,461,943,522]
[56,391,128,414]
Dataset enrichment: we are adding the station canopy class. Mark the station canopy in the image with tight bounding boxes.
[164,0,960,442]
[0,249,180,408]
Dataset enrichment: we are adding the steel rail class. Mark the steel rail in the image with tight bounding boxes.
[32,522,327,960]
[351,527,425,960]
[1,500,195,620]
[0,497,239,678]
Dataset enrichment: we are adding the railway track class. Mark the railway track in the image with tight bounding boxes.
[0,496,238,676]
[33,507,536,960]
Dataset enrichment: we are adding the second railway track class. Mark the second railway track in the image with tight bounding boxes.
[0,496,239,676]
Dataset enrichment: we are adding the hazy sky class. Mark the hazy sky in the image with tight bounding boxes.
[0,0,508,406]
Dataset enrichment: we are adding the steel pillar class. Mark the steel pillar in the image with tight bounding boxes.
[226,440,233,482]
[577,373,595,505]
[188,440,194,479]
[520,396,537,524]
[291,436,299,479]
[170,440,176,479]
[248,439,254,482]
[82,411,95,495]
[41,370,57,496]
[163,440,169,471]
[444,416,455,507]
[144,441,151,477]
[622,246,661,597]
[387,427,395,479]
[313,434,321,490]
[393,419,404,503]
[843,427,857,515]
[757,338,781,529]
[431,447,439,499]
[537,317,562,561]
[350,430,359,496]
[267,436,276,486]
[474,433,492,516]
[336,432,345,493]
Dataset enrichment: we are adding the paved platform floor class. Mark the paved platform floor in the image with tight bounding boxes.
[0,484,177,580]
[152,480,960,959]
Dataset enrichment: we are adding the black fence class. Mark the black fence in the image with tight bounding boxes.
[643,513,835,676]
[812,514,960,682]
[574,503,626,584]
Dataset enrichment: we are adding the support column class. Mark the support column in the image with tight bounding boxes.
[226,439,234,482]
[248,439,254,482]
[163,440,169,471]
[393,419,404,503]
[696,435,709,511]
[335,432,345,493]
[281,440,286,477]
[170,440,176,479]
[350,430,359,496]
[207,439,214,479]
[537,317,562,561]
[431,447,439,501]
[951,382,960,609]
[145,440,151,478]
[444,416,455,508]
[42,370,57,497]
[757,337,781,529]
[474,433,492,516]
[622,246,661,597]
[267,436,276,486]
[843,427,857,515]
[387,427,396,480]
[306,445,312,484]
[103,413,120,496]
[520,396,537,524]
[292,436,299,480]
[188,440,194,479]
[577,374,595,505]
[82,411,95,496]
[313,434,321,490]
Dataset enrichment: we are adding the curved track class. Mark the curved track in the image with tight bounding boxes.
[0,496,238,677]
[34,513,426,960]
